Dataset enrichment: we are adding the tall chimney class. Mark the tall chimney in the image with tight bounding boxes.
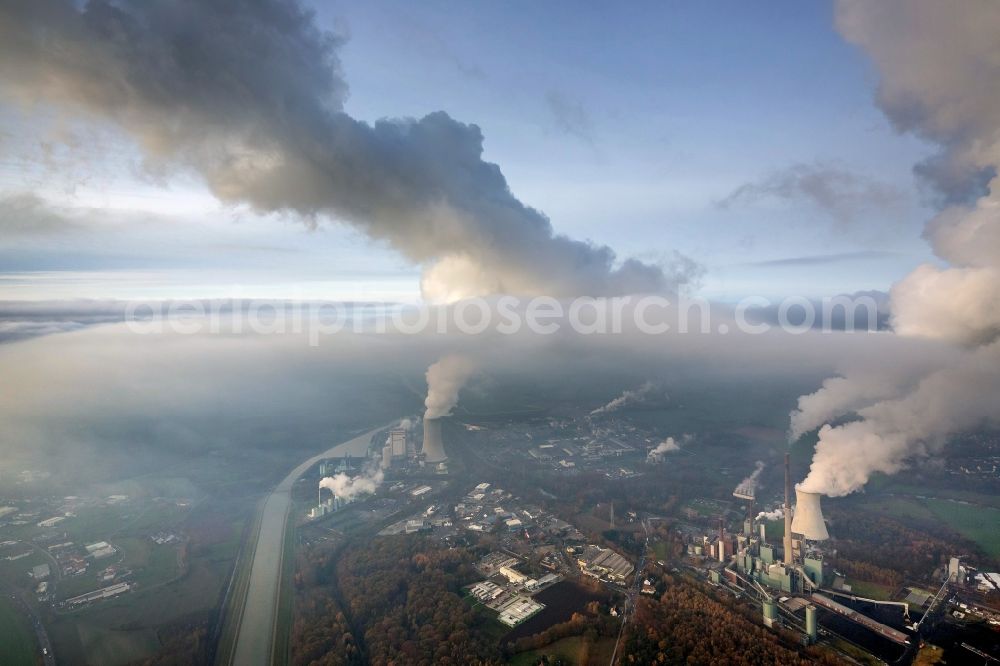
[783,453,793,565]
[422,417,447,463]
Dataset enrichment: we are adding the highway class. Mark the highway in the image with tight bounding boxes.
[228,423,394,666]
[5,588,55,666]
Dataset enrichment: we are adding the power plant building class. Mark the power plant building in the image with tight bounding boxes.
[389,428,407,458]
[733,454,831,595]
[948,556,963,582]
[578,544,634,582]
[805,604,818,643]
[762,598,778,628]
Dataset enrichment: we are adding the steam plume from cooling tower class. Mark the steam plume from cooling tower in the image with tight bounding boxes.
[319,466,384,503]
[0,0,692,303]
[424,354,477,420]
[793,0,1000,495]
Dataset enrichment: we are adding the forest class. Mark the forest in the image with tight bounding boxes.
[291,535,504,665]
[827,506,994,582]
[290,530,853,666]
[619,574,844,666]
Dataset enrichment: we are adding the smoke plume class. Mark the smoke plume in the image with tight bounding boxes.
[424,354,477,419]
[591,381,658,416]
[734,461,765,497]
[0,0,679,302]
[796,0,1000,495]
[319,467,384,503]
[646,435,684,463]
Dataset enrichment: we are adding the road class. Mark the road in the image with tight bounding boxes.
[608,519,648,666]
[5,588,55,666]
[228,423,395,666]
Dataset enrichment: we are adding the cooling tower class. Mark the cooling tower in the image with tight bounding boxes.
[422,417,447,463]
[791,487,830,541]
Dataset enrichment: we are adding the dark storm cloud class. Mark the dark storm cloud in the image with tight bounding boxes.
[0,0,681,301]
[718,162,905,224]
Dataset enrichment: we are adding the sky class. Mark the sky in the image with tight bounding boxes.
[1,0,998,499]
[0,0,939,302]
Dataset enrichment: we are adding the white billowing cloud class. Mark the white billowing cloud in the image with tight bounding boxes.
[788,364,933,443]
[320,467,384,502]
[756,507,784,522]
[890,262,1000,346]
[795,1,1000,495]
[836,0,1000,203]
[789,375,894,443]
[0,0,680,302]
[424,354,477,419]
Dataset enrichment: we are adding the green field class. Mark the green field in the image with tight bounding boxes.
[0,595,37,666]
[62,505,131,541]
[120,537,182,588]
[920,498,1000,560]
[867,493,1000,561]
[55,538,181,602]
[0,551,50,587]
[76,621,159,666]
[847,580,895,601]
[880,483,1000,509]
[48,511,246,665]
[509,635,617,666]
